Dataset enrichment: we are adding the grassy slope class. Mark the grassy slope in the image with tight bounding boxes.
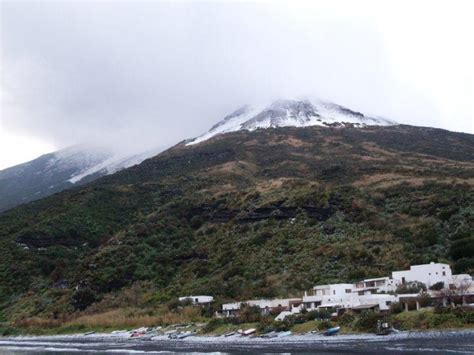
[0,125,473,324]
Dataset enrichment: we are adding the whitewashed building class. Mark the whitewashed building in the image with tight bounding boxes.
[392,262,452,287]
[354,277,399,295]
[221,298,301,317]
[178,295,214,306]
[220,262,472,317]
[302,283,355,310]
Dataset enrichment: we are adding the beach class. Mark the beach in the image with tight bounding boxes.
[1,330,473,354]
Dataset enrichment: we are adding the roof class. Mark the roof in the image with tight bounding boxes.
[363,277,390,282]
[351,303,379,310]
[317,303,342,308]
[313,283,353,290]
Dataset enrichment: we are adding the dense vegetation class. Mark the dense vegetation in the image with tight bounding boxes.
[0,125,473,326]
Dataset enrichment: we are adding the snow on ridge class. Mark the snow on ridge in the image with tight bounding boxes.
[68,147,163,184]
[187,98,398,145]
[27,144,164,185]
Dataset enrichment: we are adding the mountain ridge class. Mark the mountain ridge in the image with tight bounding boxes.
[0,145,163,212]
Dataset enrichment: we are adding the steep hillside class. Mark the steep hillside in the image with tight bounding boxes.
[0,125,473,321]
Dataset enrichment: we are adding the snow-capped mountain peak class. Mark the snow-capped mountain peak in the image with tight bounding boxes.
[188,98,397,145]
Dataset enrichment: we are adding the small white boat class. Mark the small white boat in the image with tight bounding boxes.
[242,328,256,336]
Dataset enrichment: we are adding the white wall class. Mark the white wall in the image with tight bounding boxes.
[392,262,452,287]
[357,294,399,311]
[179,295,214,304]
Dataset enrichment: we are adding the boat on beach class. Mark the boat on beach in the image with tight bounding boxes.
[168,331,196,339]
[324,326,341,336]
[376,320,393,336]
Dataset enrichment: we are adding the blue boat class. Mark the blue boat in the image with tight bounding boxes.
[323,326,340,336]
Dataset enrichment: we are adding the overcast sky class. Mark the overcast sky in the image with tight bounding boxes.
[1,0,473,169]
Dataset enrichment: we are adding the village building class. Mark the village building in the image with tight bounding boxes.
[392,262,452,287]
[178,295,214,306]
[354,277,398,295]
[221,298,301,317]
[220,262,473,318]
[302,283,354,310]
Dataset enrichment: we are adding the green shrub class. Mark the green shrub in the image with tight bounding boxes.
[0,326,20,336]
[238,305,262,323]
[353,311,384,332]
[396,281,426,294]
[305,309,331,321]
[389,302,404,314]
[202,318,230,333]
[71,288,97,311]
[315,319,333,330]
[338,312,355,326]
[429,282,445,291]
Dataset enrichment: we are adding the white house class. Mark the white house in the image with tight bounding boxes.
[221,298,301,317]
[303,284,354,310]
[354,277,398,295]
[392,262,452,287]
[178,295,214,306]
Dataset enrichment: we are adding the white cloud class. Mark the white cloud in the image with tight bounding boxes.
[0,125,56,169]
[0,0,473,170]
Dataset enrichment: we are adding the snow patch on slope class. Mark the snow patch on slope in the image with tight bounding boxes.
[68,147,161,183]
[188,98,397,145]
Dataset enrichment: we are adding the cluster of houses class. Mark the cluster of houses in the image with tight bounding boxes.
[179,262,474,319]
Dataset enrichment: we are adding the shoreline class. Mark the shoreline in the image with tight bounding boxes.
[4,327,474,341]
[1,329,474,354]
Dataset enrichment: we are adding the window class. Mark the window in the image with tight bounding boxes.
[345,289,351,293]
[442,271,446,276]
[386,301,392,306]
[333,290,336,295]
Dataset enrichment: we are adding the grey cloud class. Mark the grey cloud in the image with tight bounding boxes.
[0,1,462,156]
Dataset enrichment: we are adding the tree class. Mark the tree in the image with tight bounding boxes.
[71,288,97,311]
[396,281,426,294]
[429,281,445,291]
[440,277,473,305]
